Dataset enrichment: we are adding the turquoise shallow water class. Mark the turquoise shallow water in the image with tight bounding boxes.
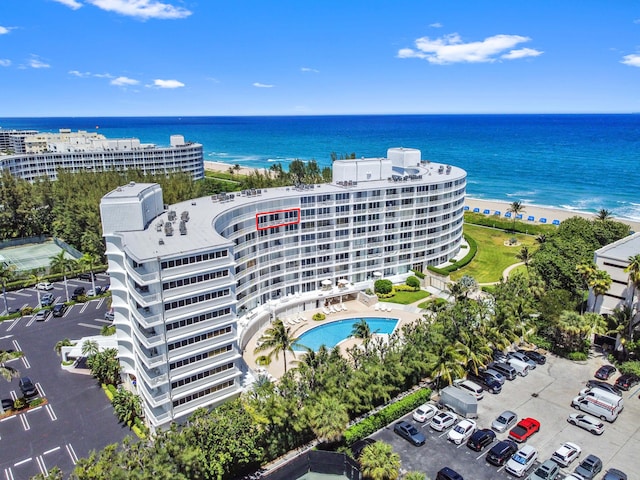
[294,317,398,351]
[3,114,639,220]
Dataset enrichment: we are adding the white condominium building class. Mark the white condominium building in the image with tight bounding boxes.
[0,129,204,182]
[99,147,466,428]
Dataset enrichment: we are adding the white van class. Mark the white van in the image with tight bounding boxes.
[455,379,484,400]
[578,387,624,410]
[507,357,530,377]
[571,395,621,422]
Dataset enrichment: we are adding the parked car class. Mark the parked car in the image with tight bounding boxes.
[350,438,375,459]
[79,272,97,281]
[393,420,426,446]
[492,410,518,433]
[35,282,53,290]
[567,413,605,435]
[506,444,538,477]
[454,379,485,400]
[551,442,582,467]
[614,373,640,391]
[483,368,506,385]
[466,370,502,394]
[19,377,38,397]
[40,293,55,306]
[2,398,14,410]
[487,439,518,467]
[430,411,457,431]
[584,379,622,396]
[104,309,115,321]
[435,467,464,480]
[603,469,628,480]
[492,348,509,363]
[413,403,439,423]
[52,303,67,317]
[466,428,496,451]
[448,419,477,445]
[595,365,617,380]
[574,454,603,480]
[527,459,560,480]
[508,418,540,443]
[87,287,101,297]
[34,309,50,322]
[71,286,85,300]
[517,349,547,365]
[508,351,537,369]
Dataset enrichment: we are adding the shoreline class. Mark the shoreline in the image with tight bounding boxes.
[203,160,640,231]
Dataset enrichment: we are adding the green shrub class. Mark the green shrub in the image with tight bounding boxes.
[29,398,45,408]
[132,425,147,439]
[405,276,420,289]
[527,334,552,351]
[394,284,417,292]
[21,306,34,316]
[566,352,588,361]
[427,234,478,275]
[312,313,326,321]
[619,361,640,376]
[374,279,393,295]
[344,388,431,446]
[14,397,27,410]
[410,270,425,280]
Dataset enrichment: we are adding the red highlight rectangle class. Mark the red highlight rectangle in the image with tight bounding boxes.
[256,208,301,230]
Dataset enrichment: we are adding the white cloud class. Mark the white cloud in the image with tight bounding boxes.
[621,53,640,67]
[29,56,50,68]
[86,0,192,19]
[111,76,139,86]
[634,19,640,24]
[0,26,14,35]
[301,67,319,73]
[253,82,274,88]
[151,79,184,88]
[70,70,114,78]
[53,0,83,9]
[398,32,541,64]
[501,47,543,60]
[0,59,11,67]
[429,22,442,28]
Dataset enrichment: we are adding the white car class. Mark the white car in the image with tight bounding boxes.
[36,282,53,290]
[412,403,438,423]
[506,444,538,477]
[447,419,477,445]
[551,441,582,467]
[430,411,457,431]
[567,413,605,435]
[562,475,586,480]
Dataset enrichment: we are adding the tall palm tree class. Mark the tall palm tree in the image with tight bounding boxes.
[49,251,76,303]
[0,262,16,315]
[624,254,640,310]
[535,233,547,244]
[359,441,401,480]
[427,342,468,388]
[589,269,612,313]
[595,209,613,221]
[351,318,373,351]
[82,339,100,358]
[515,246,533,272]
[54,338,74,356]
[507,201,525,231]
[79,253,99,296]
[254,319,301,373]
[305,395,349,444]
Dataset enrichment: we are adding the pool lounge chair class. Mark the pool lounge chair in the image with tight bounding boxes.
[539,217,547,223]
[329,305,337,313]
[504,212,512,218]
[494,211,501,216]
[322,307,331,315]
[374,303,380,311]
[516,214,523,220]
[473,208,480,213]
[552,219,560,225]
[527,215,535,221]
[483,209,490,215]
[463,206,470,211]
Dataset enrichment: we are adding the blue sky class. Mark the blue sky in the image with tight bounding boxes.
[1,0,639,116]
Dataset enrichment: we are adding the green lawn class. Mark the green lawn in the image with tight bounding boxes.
[450,224,538,283]
[380,289,430,305]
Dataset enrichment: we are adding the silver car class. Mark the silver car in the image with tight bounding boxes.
[567,413,604,435]
[492,410,518,433]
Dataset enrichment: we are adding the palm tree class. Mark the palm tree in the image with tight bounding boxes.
[253,318,301,373]
[589,269,612,313]
[595,209,613,221]
[0,262,17,315]
[79,253,99,296]
[112,389,143,425]
[54,338,74,356]
[624,254,640,310]
[427,342,468,388]
[359,441,401,480]
[0,350,23,382]
[305,395,349,444]
[49,251,76,303]
[351,318,373,351]
[515,246,533,272]
[507,201,525,230]
[535,234,547,244]
[82,339,100,358]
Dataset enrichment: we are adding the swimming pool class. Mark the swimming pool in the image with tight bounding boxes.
[294,317,399,352]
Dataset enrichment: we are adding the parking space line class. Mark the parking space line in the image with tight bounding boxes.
[20,356,31,369]
[6,318,21,332]
[35,456,46,476]
[26,316,38,327]
[95,319,111,324]
[27,406,42,413]
[12,340,22,351]
[43,446,61,456]
[78,323,103,330]
[66,444,78,464]
[79,303,89,314]
[4,467,14,480]
[36,383,46,397]
[13,292,31,298]
[19,413,30,431]
[45,404,57,421]
[95,298,105,309]
[13,457,31,467]
[0,415,15,423]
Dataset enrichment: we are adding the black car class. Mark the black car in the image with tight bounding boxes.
[594,365,617,380]
[486,439,518,466]
[517,349,547,365]
[467,428,496,451]
[492,348,509,363]
[52,303,67,317]
[2,398,14,411]
[603,468,628,480]
[350,438,376,459]
[436,467,464,480]
[614,373,640,391]
[467,371,502,394]
[71,286,85,300]
[585,379,622,396]
[393,420,426,446]
[19,377,38,397]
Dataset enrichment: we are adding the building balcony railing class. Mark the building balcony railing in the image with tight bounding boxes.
[126,264,159,285]
[147,410,173,427]
[135,329,165,349]
[138,365,169,388]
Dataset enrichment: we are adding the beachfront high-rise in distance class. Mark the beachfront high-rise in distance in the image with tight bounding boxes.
[0,128,204,182]
[99,147,466,429]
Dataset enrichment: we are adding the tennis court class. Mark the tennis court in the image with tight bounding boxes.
[0,240,77,273]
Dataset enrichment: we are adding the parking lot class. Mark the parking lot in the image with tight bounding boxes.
[372,352,640,479]
[0,275,130,479]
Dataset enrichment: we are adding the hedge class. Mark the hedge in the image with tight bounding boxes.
[410,269,425,280]
[344,387,432,446]
[427,234,478,275]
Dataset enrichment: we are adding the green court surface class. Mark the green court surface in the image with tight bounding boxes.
[0,240,76,273]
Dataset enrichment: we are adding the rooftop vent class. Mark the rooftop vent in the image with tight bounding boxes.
[158,239,164,245]
[168,210,177,222]
[180,211,189,222]
[179,220,187,235]
[164,222,173,236]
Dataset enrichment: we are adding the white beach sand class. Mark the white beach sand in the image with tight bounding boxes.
[204,160,640,232]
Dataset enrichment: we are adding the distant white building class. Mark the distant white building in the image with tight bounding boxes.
[590,232,640,316]
[0,129,204,182]
[100,147,467,429]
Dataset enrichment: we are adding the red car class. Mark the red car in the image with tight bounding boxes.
[508,417,540,443]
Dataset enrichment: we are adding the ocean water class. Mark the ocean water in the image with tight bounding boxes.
[2,114,639,220]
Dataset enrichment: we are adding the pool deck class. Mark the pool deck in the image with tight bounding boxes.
[244,299,427,380]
